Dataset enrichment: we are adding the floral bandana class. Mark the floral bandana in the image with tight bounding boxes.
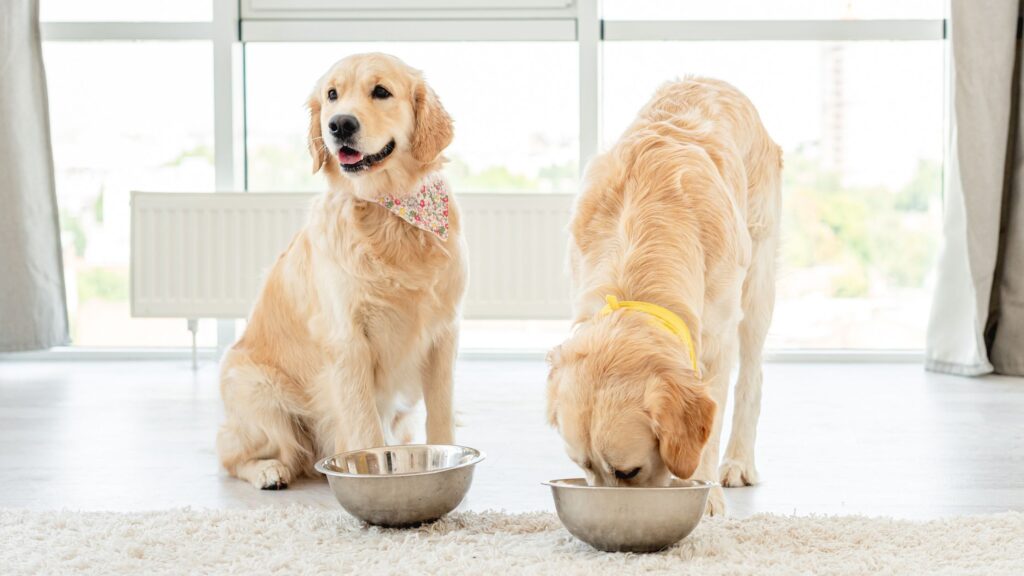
[376,173,450,241]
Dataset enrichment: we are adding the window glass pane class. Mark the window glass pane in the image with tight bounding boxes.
[44,42,217,347]
[602,0,946,20]
[245,43,578,193]
[603,41,944,348]
[40,0,211,22]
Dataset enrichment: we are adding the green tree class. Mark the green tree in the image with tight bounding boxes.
[59,209,87,257]
[895,159,941,212]
[780,149,941,297]
[77,268,129,302]
[164,144,215,168]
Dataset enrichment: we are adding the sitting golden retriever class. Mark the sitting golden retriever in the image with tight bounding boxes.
[217,53,466,489]
[546,78,781,515]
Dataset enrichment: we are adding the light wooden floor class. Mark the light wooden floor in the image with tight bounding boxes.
[0,359,1021,519]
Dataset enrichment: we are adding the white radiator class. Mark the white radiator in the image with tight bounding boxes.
[130,191,573,320]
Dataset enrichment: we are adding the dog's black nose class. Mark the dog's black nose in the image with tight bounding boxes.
[328,114,360,140]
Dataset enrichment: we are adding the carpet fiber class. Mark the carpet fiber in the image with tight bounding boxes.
[2,507,1022,575]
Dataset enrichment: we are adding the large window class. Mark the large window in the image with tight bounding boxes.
[603,41,944,348]
[40,0,946,352]
[43,40,218,347]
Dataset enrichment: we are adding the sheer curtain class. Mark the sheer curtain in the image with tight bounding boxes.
[0,0,69,351]
[927,0,1024,376]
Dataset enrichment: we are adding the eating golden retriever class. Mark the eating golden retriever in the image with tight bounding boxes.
[546,77,781,515]
[216,53,466,489]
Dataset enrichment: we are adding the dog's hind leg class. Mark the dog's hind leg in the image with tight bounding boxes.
[217,357,309,490]
[720,232,777,488]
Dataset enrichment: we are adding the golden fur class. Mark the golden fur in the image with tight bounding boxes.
[547,78,782,515]
[217,53,467,489]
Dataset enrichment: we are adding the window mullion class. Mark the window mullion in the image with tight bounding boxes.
[578,0,601,178]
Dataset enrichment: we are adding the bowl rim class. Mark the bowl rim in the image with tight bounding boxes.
[543,477,718,491]
[315,444,486,478]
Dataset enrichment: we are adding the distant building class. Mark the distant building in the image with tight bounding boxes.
[821,42,846,187]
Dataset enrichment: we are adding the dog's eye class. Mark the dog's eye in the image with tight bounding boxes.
[614,467,641,480]
[371,85,392,100]
[327,88,337,101]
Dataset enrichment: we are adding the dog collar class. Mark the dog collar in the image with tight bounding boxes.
[376,173,450,241]
[598,294,700,374]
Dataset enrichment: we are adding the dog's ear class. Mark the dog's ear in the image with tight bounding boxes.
[412,79,454,164]
[545,346,569,427]
[645,370,715,480]
[307,91,328,173]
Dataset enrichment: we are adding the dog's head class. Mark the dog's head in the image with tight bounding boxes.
[307,53,453,191]
[546,313,715,487]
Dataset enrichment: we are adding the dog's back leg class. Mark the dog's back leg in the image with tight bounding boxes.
[217,354,310,490]
[720,172,780,488]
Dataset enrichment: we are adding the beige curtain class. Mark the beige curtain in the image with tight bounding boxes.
[927,0,1024,375]
[0,0,69,351]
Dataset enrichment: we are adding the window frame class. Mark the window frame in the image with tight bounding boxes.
[33,0,947,358]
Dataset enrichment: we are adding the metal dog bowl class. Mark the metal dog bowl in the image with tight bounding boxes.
[316,444,485,527]
[544,477,714,553]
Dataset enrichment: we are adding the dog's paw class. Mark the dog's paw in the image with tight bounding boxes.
[704,485,726,516]
[719,457,759,487]
[251,460,291,491]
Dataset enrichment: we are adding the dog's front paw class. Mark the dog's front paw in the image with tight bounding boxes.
[719,457,759,487]
[252,459,292,490]
[704,485,726,516]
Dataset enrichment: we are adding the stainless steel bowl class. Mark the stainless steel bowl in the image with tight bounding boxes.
[316,444,485,527]
[544,478,714,553]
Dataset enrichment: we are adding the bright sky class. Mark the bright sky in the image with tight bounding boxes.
[248,38,944,190]
[41,0,946,193]
[245,42,580,181]
[603,41,944,188]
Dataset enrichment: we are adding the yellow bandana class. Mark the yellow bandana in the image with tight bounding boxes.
[598,294,700,374]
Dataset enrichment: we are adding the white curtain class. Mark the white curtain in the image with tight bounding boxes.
[0,0,69,351]
[927,0,1024,376]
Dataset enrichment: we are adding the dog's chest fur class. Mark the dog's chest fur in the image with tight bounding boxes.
[306,190,464,366]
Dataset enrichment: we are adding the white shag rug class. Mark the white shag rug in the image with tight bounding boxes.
[2,507,1022,575]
